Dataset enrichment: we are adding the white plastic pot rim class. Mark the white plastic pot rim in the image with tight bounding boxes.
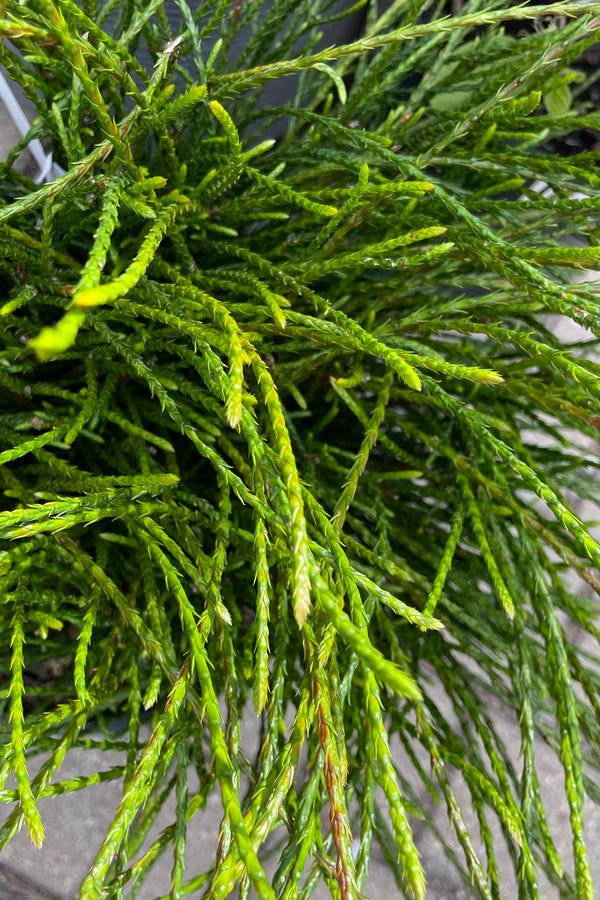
[0,69,64,184]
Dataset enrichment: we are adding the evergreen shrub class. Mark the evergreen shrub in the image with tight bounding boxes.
[0,1,599,897]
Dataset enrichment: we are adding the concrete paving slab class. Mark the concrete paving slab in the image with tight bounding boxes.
[0,862,62,900]
[2,694,599,900]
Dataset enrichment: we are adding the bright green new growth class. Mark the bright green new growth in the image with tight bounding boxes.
[0,0,599,897]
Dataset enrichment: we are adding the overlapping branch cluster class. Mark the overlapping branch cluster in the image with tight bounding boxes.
[0,0,599,897]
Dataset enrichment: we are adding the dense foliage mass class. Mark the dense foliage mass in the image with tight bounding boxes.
[0,0,599,897]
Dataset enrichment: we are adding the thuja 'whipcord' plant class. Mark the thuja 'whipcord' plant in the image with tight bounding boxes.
[0,0,599,897]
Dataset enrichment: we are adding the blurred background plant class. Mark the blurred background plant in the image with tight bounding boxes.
[0,1,599,897]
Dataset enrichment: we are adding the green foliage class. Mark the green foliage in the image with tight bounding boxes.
[0,0,599,897]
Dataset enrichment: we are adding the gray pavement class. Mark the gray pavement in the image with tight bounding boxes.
[3,699,599,899]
